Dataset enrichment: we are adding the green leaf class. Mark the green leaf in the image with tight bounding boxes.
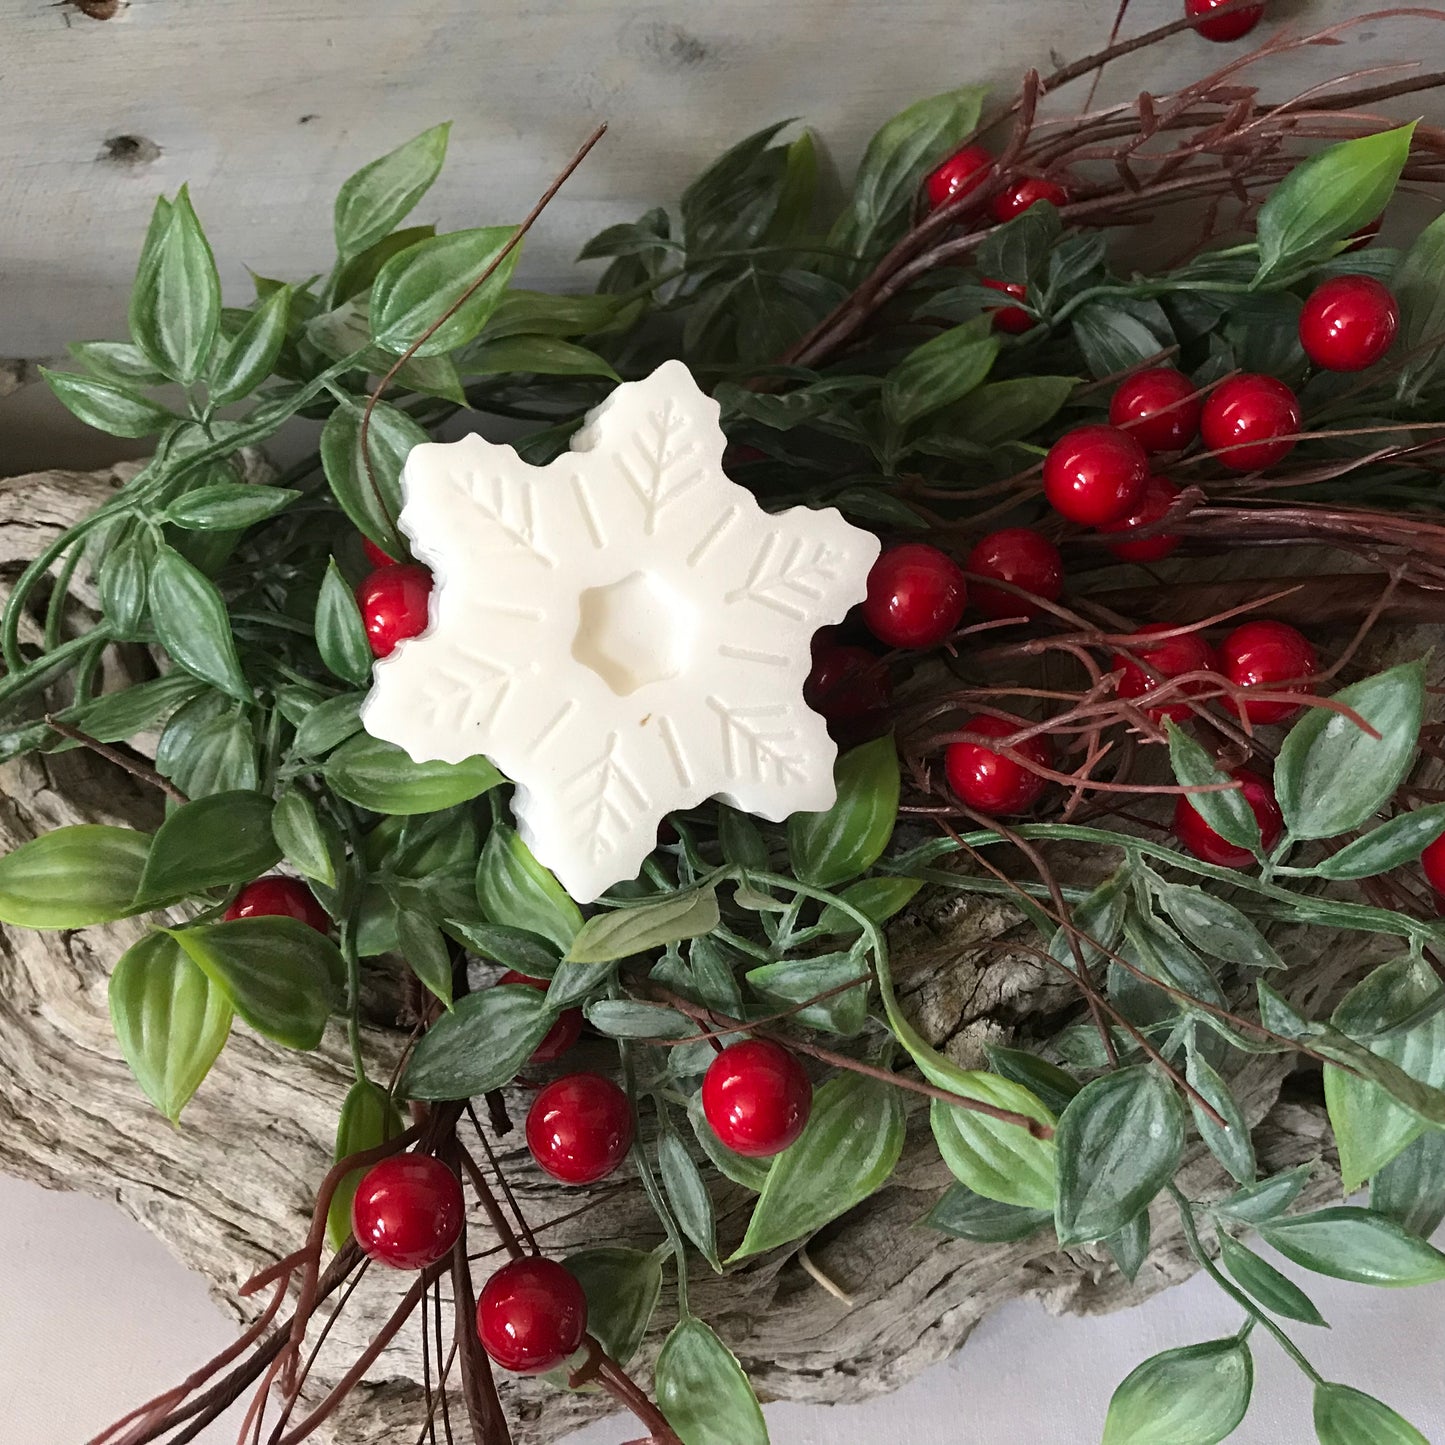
[443,919,561,979]
[656,1317,769,1445]
[481,289,631,340]
[109,931,232,1122]
[1165,722,1261,856]
[882,323,999,427]
[396,910,454,1008]
[169,918,339,1050]
[1101,1338,1253,1445]
[327,1079,405,1250]
[68,339,169,388]
[923,1182,1050,1242]
[398,984,554,1099]
[1256,124,1417,281]
[319,397,428,559]
[1055,1066,1184,1246]
[67,672,200,744]
[560,1247,662,1369]
[928,1072,1058,1210]
[475,824,582,952]
[333,123,451,257]
[293,693,365,758]
[271,790,339,888]
[148,544,252,701]
[659,1130,721,1270]
[1372,1131,1445,1240]
[816,875,922,936]
[210,285,291,406]
[324,732,501,815]
[1217,1231,1326,1326]
[566,887,720,964]
[1106,1209,1152,1283]
[1394,211,1445,394]
[1185,1047,1256,1185]
[983,1045,1081,1116]
[1155,881,1282,971]
[1276,662,1426,840]
[129,186,221,383]
[1314,806,1445,880]
[1313,1383,1429,1445]
[40,369,173,437]
[835,86,989,253]
[98,534,151,637]
[786,736,899,888]
[943,375,1076,445]
[688,1094,772,1191]
[371,227,521,356]
[163,482,300,531]
[584,998,692,1039]
[733,1070,904,1259]
[1213,1164,1312,1225]
[463,334,619,380]
[718,807,768,871]
[135,790,279,905]
[168,712,258,797]
[1072,298,1172,380]
[1259,1206,1445,1286]
[744,952,870,1036]
[0,824,150,928]
[1048,867,1129,973]
[315,560,374,688]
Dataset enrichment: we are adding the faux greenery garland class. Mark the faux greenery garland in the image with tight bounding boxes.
[5,7,1445,1443]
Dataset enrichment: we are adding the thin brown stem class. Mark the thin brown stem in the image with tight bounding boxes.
[46,714,187,804]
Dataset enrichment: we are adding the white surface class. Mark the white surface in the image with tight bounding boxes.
[363,361,877,901]
[6,1172,1441,1445]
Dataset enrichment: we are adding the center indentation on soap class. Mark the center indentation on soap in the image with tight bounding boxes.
[572,571,695,696]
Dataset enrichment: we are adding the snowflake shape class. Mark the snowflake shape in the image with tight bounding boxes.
[360,360,880,903]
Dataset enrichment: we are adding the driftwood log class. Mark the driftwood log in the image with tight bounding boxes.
[0,464,1369,1444]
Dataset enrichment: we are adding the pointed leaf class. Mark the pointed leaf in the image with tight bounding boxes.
[136,790,279,905]
[566,887,719,964]
[0,825,151,928]
[476,824,582,952]
[656,1318,769,1445]
[1259,1206,1445,1286]
[315,559,373,687]
[1217,1231,1326,1326]
[325,733,502,814]
[148,544,252,701]
[210,285,291,405]
[1102,1338,1253,1445]
[1313,1383,1429,1445]
[129,186,221,383]
[787,736,899,887]
[333,123,451,257]
[398,984,553,1099]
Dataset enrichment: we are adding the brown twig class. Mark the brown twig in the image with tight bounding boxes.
[46,713,187,805]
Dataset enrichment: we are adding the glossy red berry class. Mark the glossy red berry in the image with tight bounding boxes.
[1186,0,1264,42]
[965,528,1063,620]
[1101,476,1183,564]
[357,563,433,659]
[526,1073,634,1185]
[1218,620,1318,725]
[225,876,329,933]
[477,1256,588,1375]
[990,177,1069,223]
[1199,374,1301,472]
[1043,425,1148,526]
[702,1039,812,1158]
[982,279,1034,334]
[499,972,584,1063]
[805,644,892,721]
[945,714,1053,816]
[862,543,967,649]
[362,537,401,568]
[1299,275,1399,373]
[1174,769,1283,868]
[925,145,994,210]
[1108,367,1202,453]
[351,1154,463,1269]
[1421,828,1445,899]
[1114,622,1219,723]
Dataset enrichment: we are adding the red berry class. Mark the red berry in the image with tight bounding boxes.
[357,564,433,659]
[944,713,1053,816]
[1101,476,1183,564]
[477,1256,588,1375]
[499,972,583,1063]
[1186,0,1264,42]
[1108,367,1202,453]
[1114,622,1219,723]
[805,645,892,721]
[1173,769,1283,868]
[1043,425,1148,526]
[1299,275,1399,373]
[982,279,1034,334]
[925,145,994,210]
[1199,374,1301,472]
[526,1073,633,1185]
[226,876,329,933]
[990,177,1069,223]
[1421,828,1445,898]
[1218,620,1318,725]
[351,1154,463,1269]
[862,543,967,649]
[362,537,401,568]
[702,1039,812,1158]
[965,528,1063,620]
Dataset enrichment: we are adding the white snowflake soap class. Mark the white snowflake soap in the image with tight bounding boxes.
[360,359,881,903]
